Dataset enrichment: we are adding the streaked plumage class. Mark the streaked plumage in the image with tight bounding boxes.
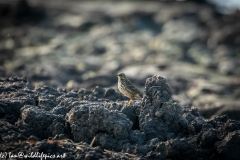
[117,73,143,105]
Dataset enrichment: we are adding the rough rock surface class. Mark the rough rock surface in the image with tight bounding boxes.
[140,75,199,141]
[66,103,132,143]
[1,76,240,159]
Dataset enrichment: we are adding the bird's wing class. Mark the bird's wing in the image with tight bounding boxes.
[126,79,143,97]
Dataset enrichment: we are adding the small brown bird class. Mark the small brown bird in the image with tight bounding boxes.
[117,73,143,105]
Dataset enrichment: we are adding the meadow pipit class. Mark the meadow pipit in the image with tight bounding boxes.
[117,73,143,105]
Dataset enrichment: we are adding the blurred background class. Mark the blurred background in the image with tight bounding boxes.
[0,0,240,120]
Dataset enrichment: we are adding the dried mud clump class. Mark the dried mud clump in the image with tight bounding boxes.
[140,75,202,141]
[66,103,132,143]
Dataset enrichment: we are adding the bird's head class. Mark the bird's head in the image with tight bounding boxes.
[117,73,126,80]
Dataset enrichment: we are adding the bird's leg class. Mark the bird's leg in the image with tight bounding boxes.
[127,98,133,105]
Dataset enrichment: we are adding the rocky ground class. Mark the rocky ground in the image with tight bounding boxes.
[0,0,240,159]
[1,76,240,159]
